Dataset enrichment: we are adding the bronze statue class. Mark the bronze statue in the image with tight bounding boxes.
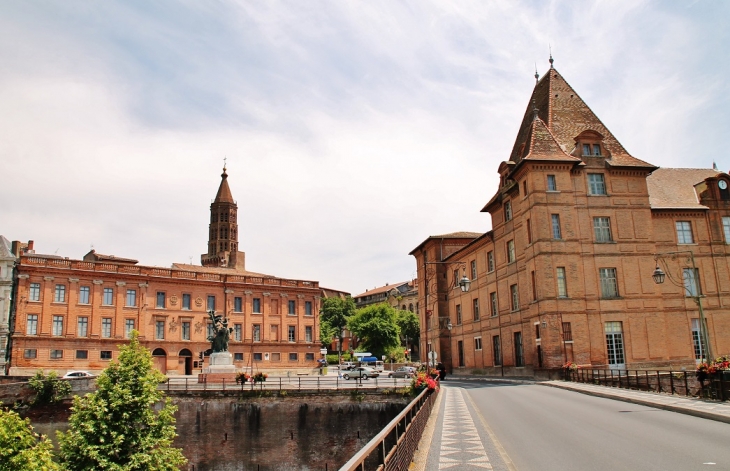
[207,310,232,353]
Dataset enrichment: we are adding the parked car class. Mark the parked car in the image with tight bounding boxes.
[388,367,414,378]
[342,367,379,380]
[63,371,94,379]
[339,361,356,370]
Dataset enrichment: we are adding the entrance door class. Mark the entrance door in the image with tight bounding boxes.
[152,348,167,374]
[605,322,625,370]
[179,349,193,375]
[457,341,464,367]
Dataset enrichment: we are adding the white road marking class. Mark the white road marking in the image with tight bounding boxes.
[439,387,492,470]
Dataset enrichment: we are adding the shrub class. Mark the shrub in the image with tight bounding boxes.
[0,408,59,471]
[28,370,71,405]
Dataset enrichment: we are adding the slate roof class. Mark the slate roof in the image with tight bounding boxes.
[647,168,721,209]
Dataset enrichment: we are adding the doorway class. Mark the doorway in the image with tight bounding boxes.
[179,349,193,375]
[152,348,167,374]
[457,340,464,367]
[605,322,625,370]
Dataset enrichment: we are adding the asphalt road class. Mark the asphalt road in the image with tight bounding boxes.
[449,380,730,471]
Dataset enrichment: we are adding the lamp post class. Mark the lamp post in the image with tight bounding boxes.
[652,250,713,362]
[422,261,471,367]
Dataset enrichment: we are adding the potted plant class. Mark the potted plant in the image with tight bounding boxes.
[236,372,250,384]
[412,371,437,392]
[253,372,268,383]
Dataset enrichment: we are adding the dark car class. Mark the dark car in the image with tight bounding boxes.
[388,367,414,378]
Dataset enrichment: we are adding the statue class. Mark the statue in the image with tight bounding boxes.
[207,310,232,353]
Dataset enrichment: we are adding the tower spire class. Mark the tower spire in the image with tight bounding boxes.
[535,63,539,84]
[549,45,554,68]
[201,166,245,269]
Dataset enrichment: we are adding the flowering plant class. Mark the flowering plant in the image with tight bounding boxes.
[236,372,250,384]
[253,372,268,382]
[412,371,438,392]
[697,356,730,376]
[563,361,578,371]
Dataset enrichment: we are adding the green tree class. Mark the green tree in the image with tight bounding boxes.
[395,309,420,352]
[347,304,401,359]
[0,408,59,471]
[28,370,72,405]
[57,332,187,471]
[319,296,356,357]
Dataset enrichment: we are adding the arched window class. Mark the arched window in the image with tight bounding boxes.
[409,304,414,312]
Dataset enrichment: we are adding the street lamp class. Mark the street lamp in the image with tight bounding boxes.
[652,251,713,362]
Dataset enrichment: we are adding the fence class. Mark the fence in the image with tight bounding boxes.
[160,375,412,393]
[339,386,439,471]
[564,368,730,401]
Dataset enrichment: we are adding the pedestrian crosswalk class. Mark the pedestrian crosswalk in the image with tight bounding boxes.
[438,387,493,470]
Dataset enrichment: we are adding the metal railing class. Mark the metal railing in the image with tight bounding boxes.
[160,375,413,393]
[564,368,730,401]
[340,386,439,471]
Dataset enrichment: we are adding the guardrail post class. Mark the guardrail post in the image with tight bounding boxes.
[223,379,226,392]
[684,371,689,397]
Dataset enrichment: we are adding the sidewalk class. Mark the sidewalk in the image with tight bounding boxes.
[541,380,730,424]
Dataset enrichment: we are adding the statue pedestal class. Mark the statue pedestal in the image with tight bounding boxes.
[199,351,236,383]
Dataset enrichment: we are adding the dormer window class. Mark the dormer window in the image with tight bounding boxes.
[583,143,601,156]
[574,130,606,158]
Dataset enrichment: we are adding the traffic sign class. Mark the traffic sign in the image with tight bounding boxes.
[428,351,437,361]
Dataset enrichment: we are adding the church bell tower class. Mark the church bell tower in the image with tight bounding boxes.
[201,165,245,269]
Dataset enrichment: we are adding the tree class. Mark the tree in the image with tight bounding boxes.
[57,332,187,471]
[347,304,401,359]
[395,309,420,358]
[28,370,71,405]
[319,296,356,359]
[0,408,59,471]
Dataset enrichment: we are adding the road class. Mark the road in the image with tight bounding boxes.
[439,380,730,471]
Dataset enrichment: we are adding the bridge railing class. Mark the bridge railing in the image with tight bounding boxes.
[159,375,412,392]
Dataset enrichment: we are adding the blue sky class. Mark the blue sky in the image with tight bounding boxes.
[1,1,728,295]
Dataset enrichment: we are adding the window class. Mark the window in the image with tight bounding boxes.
[605,322,625,368]
[551,214,562,239]
[492,335,501,366]
[234,324,242,341]
[29,283,41,301]
[27,314,38,335]
[470,260,477,280]
[599,268,619,298]
[531,271,537,301]
[547,175,557,191]
[723,217,730,243]
[126,289,137,307]
[79,286,90,304]
[50,349,63,359]
[305,301,313,316]
[557,267,568,298]
[234,353,244,361]
[253,298,261,313]
[102,287,113,306]
[100,351,112,360]
[52,316,63,336]
[155,320,164,340]
[593,217,612,242]
[474,337,482,351]
[289,353,298,361]
[54,284,66,303]
[510,284,519,311]
[676,221,694,244]
[207,295,216,311]
[456,304,462,325]
[271,352,281,361]
[526,218,532,244]
[77,317,88,337]
[473,298,480,321]
[562,322,573,341]
[76,350,88,359]
[523,180,528,196]
[514,332,524,367]
[305,352,315,361]
[490,292,497,317]
[305,326,313,342]
[504,201,512,221]
[234,297,243,312]
[691,319,706,361]
[101,318,112,338]
[288,326,296,342]
[507,240,516,263]
[683,268,701,297]
[582,143,601,156]
[535,323,541,339]
[288,300,296,315]
[125,319,135,338]
[588,174,607,195]
[253,352,262,361]
[253,325,261,342]
[182,321,191,340]
[24,349,37,359]
[156,292,166,308]
[182,293,191,310]
[593,144,601,156]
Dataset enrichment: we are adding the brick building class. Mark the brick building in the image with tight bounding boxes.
[8,167,325,375]
[411,63,730,375]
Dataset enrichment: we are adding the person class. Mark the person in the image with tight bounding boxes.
[436,362,446,380]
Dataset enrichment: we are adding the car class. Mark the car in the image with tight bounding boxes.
[341,367,379,380]
[339,361,356,370]
[63,371,94,379]
[387,367,414,378]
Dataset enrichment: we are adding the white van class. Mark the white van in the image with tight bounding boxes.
[369,361,384,373]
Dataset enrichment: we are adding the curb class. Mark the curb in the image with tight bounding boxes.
[540,381,730,425]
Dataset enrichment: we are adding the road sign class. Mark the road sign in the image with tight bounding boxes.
[428,351,437,361]
[320,349,328,355]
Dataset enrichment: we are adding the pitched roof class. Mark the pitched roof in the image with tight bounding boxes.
[171,262,268,277]
[509,66,655,169]
[354,281,410,299]
[408,232,482,256]
[0,235,13,259]
[84,250,139,265]
[214,167,235,204]
[514,116,582,163]
[647,168,721,209]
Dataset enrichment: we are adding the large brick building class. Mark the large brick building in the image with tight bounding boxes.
[411,63,730,375]
[8,167,326,375]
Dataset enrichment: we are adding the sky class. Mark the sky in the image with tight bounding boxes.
[1,1,729,296]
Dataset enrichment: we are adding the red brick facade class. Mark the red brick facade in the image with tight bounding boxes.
[412,66,730,375]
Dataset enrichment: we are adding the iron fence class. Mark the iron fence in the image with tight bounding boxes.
[563,368,730,401]
[339,386,439,471]
[159,375,413,393]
